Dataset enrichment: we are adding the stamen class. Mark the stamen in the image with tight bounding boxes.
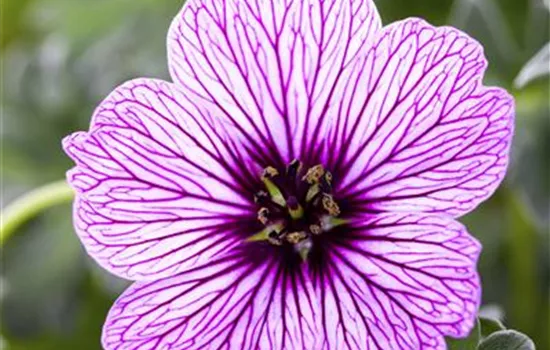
[254,190,269,205]
[324,172,333,184]
[268,231,284,246]
[295,239,313,262]
[247,222,284,242]
[302,164,325,184]
[263,166,279,178]
[286,231,307,244]
[320,216,347,231]
[320,172,333,192]
[261,166,286,206]
[262,177,286,207]
[309,224,322,235]
[253,161,345,258]
[257,207,269,225]
[322,194,341,216]
[305,184,320,202]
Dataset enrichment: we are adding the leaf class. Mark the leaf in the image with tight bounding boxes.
[479,317,506,338]
[446,319,481,350]
[514,42,550,88]
[478,330,536,350]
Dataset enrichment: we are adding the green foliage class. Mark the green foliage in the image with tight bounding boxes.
[447,317,536,350]
[479,317,506,339]
[478,331,536,350]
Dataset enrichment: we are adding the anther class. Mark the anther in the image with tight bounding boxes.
[286,231,307,244]
[254,191,269,204]
[257,207,269,225]
[322,194,341,216]
[302,164,325,184]
[262,166,279,179]
[268,231,284,246]
[309,224,322,235]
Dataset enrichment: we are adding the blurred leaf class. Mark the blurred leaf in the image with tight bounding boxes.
[28,0,180,48]
[4,275,115,350]
[1,0,34,48]
[446,319,480,350]
[478,330,536,350]
[515,42,550,88]
[1,204,84,337]
[449,0,549,83]
[479,317,506,339]
[502,190,546,345]
[376,0,454,24]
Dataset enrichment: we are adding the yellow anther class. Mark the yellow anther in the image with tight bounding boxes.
[322,194,341,216]
[262,166,279,178]
[302,165,325,184]
[257,208,269,225]
[286,231,307,244]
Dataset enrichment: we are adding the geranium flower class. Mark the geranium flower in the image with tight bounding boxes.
[63,0,514,349]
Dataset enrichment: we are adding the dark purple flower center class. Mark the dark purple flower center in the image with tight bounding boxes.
[251,160,344,260]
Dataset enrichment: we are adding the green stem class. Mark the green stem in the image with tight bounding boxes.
[1,180,74,245]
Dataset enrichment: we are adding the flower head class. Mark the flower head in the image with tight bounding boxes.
[63,0,514,349]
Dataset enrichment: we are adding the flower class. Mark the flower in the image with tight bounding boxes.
[62,0,514,348]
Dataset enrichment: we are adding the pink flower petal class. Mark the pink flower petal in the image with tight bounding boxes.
[102,213,479,349]
[167,0,381,163]
[319,213,480,349]
[102,248,321,349]
[325,18,514,217]
[63,78,258,281]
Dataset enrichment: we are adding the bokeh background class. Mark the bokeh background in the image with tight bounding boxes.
[1,0,549,349]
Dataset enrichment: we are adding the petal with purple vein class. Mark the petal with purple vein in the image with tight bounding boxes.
[324,18,514,217]
[317,212,480,349]
[102,248,320,350]
[168,0,382,164]
[63,78,257,281]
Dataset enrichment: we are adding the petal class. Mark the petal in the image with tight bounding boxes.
[168,0,381,163]
[325,18,514,217]
[102,213,480,350]
[102,247,321,350]
[63,78,258,281]
[318,213,480,349]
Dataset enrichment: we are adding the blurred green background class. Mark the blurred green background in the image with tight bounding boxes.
[1,0,549,349]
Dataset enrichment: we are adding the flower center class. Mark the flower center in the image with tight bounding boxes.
[249,160,344,260]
